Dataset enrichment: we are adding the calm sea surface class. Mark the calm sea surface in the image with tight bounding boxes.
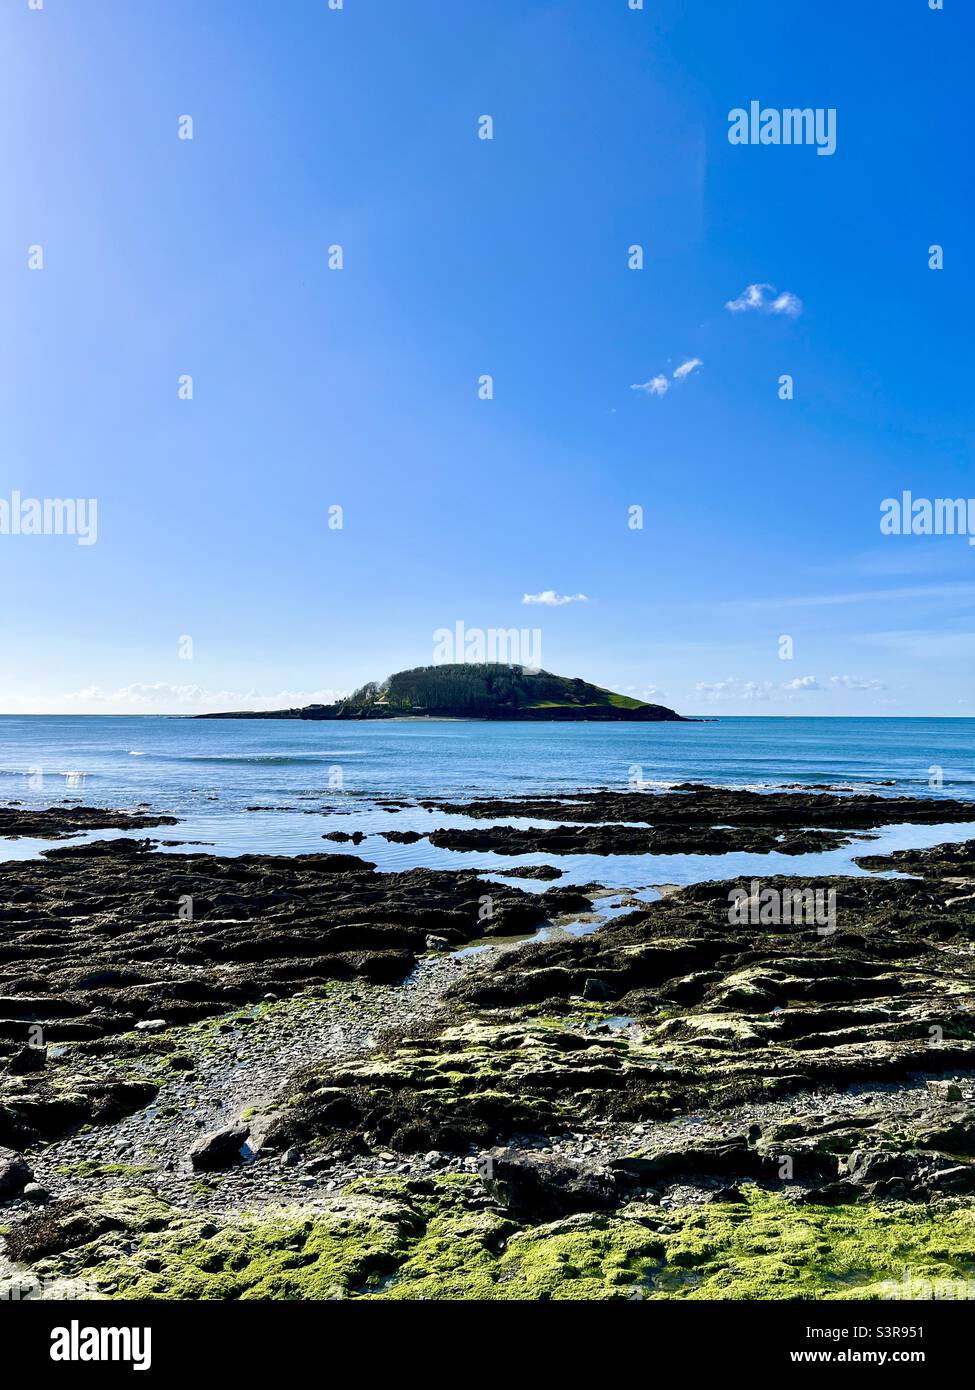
[1,716,973,893]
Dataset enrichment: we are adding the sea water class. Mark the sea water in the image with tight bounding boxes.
[0,715,973,893]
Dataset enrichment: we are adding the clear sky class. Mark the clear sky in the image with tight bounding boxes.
[3,0,972,716]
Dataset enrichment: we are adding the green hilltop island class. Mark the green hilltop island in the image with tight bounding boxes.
[196,663,687,722]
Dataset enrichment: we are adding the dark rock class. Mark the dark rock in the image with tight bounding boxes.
[491,864,563,880]
[0,806,179,842]
[0,1147,33,1199]
[582,977,619,1002]
[610,1137,763,1182]
[828,1148,975,1200]
[8,1045,46,1074]
[187,1123,250,1171]
[481,1147,630,1219]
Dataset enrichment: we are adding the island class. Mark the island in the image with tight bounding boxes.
[195,663,688,721]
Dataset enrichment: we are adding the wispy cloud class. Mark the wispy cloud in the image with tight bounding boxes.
[672,357,703,381]
[829,675,885,691]
[631,358,703,396]
[715,582,975,612]
[694,673,893,706]
[726,283,803,317]
[521,590,588,606]
[695,678,775,702]
[630,375,669,396]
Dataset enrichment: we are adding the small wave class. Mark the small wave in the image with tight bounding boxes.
[0,768,95,781]
[128,751,146,756]
[160,753,357,766]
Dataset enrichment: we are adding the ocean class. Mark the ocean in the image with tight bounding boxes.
[1,715,974,893]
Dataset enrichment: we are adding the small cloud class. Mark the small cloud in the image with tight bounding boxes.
[782,675,821,691]
[673,357,703,382]
[726,283,803,317]
[695,678,774,702]
[631,359,703,397]
[631,375,669,396]
[521,590,589,606]
[770,291,802,316]
[829,675,885,691]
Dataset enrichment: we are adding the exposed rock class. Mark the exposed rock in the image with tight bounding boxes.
[8,1045,46,1074]
[926,1080,963,1103]
[491,864,563,880]
[429,823,852,857]
[0,1147,33,1199]
[481,1147,630,1218]
[0,806,179,841]
[187,1123,250,1171]
[0,838,589,1078]
[423,788,975,834]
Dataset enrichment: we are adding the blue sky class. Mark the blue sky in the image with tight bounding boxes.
[2,0,972,716]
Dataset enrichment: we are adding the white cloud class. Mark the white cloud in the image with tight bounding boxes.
[726,283,803,316]
[521,591,589,606]
[631,359,703,397]
[695,678,775,702]
[695,675,825,702]
[631,375,669,396]
[829,675,885,691]
[672,357,703,381]
[770,291,803,316]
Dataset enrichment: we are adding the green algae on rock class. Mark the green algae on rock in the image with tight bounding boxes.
[8,1180,975,1302]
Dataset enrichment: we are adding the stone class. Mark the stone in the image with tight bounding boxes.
[582,977,618,1002]
[927,1080,963,1103]
[187,1123,250,1172]
[481,1147,626,1219]
[0,1148,33,1199]
[8,1046,47,1074]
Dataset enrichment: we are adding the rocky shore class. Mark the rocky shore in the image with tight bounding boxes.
[2,794,975,1300]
